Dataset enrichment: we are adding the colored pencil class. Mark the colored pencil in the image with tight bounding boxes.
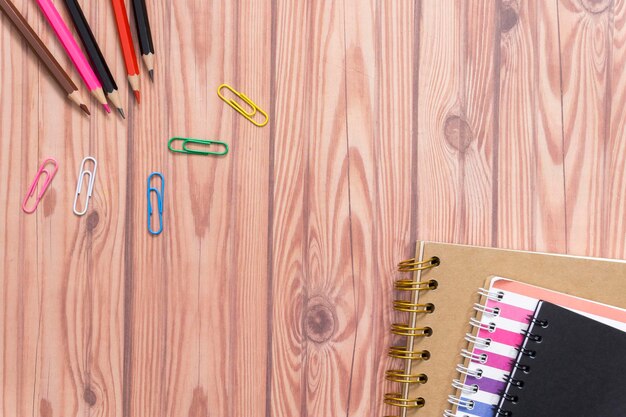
[63,0,125,118]
[36,0,110,113]
[110,0,141,103]
[0,0,89,115]
[132,0,154,81]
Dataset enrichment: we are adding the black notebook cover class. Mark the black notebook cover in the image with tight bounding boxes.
[496,300,626,417]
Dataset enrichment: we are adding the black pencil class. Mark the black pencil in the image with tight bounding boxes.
[132,0,154,81]
[63,0,125,118]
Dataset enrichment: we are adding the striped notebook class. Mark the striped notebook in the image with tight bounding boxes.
[450,277,626,417]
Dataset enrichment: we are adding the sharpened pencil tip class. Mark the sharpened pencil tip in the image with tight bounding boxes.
[149,69,154,82]
[133,90,141,104]
[117,108,126,119]
[103,104,112,114]
[80,104,91,116]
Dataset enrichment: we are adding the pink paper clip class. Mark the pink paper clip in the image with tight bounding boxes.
[22,157,58,214]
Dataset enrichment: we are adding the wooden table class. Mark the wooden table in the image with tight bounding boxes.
[1,1,624,416]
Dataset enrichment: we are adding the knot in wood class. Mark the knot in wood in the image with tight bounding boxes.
[444,115,474,153]
[42,188,56,217]
[304,297,336,344]
[501,5,519,33]
[581,0,612,14]
[86,211,100,231]
[83,387,97,406]
[189,386,209,417]
[40,399,53,417]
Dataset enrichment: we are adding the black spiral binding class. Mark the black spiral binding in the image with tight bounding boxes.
[384,255,439,417]
[495,321,548,417]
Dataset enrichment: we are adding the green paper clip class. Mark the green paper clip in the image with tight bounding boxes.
[168,137,229,156]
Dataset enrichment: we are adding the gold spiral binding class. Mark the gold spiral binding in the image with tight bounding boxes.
[397,256,440,272]
[394,279,438,292]
[385,254,439,417]
[391,324,433,337]
[393,301,435,314]
[388,346,431,360]
[386,370,428,384]
[384,393,425,408]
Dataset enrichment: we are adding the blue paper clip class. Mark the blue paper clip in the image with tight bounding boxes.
[147,172,164,235]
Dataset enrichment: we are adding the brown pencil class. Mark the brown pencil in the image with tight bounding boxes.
[0,0,90,115]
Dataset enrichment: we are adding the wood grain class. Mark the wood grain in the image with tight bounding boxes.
[269,1,308,416]
[496,0,567,252]
[532,0,569,253]
[301,2,353,416]
[559,0,612,257]
[607,0,626,259]
[1,3,41,417]
[2,1,626,417]
[229,1,271,416]
[343,1,418,416]
[417,0,497,246]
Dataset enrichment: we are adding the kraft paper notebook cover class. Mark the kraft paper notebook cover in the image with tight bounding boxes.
[384,241,626,417]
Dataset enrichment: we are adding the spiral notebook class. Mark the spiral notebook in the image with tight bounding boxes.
[451,277,626,417]
[384,241,626,417]
[496,301,626,416]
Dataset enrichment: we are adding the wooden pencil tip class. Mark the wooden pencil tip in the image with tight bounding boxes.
[118,108,126,119]
[133,90,141,104]
[80,104,91,116]
[149,69,154,82]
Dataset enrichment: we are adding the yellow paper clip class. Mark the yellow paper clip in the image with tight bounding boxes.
[217,83,269,127]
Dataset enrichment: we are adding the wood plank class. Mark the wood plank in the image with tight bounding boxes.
[0,1,42,416]
[607,0,626,259]
[228,0,272,415]
[533,0,569,253]
[156,1,235,417]
[271,0,356,415]
[125,0,171,413]
[128,0,272,416]
[272,0,355,415]
[417,0,497,247]
[302,1,355,415]
[29,0,126,414]
[417,1,498,413]
[417,0,466,247]
[559,0,612,257]
[343,1,382,415]
[343,1,418,416]
[496,1,567,252]
[268,0,309,416]
[82,3,127,417]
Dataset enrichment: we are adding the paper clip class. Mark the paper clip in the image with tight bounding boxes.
[168,137,229,156]
[73,157,97,216]
[147,172,164,235]
[22,157,58,214]
[217,83,269,127]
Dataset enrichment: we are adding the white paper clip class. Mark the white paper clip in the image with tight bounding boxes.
[73,157,97,216]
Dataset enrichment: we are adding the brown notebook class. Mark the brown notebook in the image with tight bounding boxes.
[383,241,626,417]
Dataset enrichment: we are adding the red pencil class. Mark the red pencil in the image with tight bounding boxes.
[110,0,140,103]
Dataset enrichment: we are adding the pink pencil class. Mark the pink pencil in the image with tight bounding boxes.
[36,0,110,113]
